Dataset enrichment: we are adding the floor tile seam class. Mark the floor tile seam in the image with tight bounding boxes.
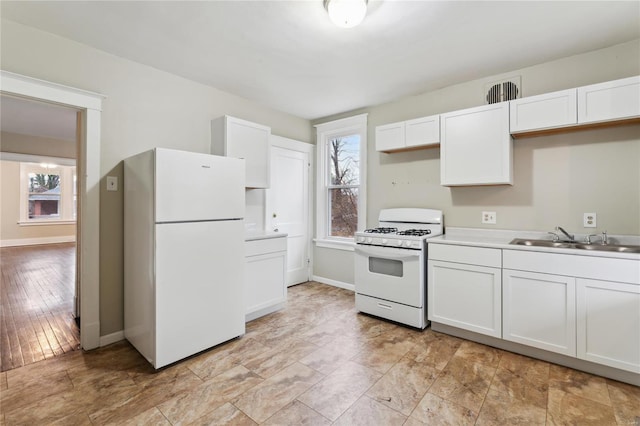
[185,354,241,382]
[363,389,419,419]
[485,367,551,410]
[270,398,332,425]
[471,353,502,421]
[546,379,615,408]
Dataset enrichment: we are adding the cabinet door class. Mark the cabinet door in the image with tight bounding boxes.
[510,89,577,133]
[577,76,640,124]
[428,260,502,337]
[375,121,405,152]
[405,115,440,148]
[576,278,640,373]
[440,102,512,186]
[212,116,271,188]
[503,269,576,356]
[245,250,286,319]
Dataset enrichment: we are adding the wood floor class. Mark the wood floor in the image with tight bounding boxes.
[0,243,79,372]
[1,281,639,425]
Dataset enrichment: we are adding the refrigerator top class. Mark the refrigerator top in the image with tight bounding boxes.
[153,148,245,223]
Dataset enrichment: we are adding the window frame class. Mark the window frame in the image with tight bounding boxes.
[19,162,77,225]
[314,113,367,251]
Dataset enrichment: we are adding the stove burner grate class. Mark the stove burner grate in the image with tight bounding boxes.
[396,229,432,236]
[364,227,398,234]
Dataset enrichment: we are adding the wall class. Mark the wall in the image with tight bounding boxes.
[313,39,640,286]
[0,160,76,245]
[1,19,312,336]
[1,131,76,159]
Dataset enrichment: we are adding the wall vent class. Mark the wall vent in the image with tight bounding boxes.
[484,76,521,104]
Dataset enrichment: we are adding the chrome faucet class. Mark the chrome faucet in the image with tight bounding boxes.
[555,226,576,242]
[585,231,608,245]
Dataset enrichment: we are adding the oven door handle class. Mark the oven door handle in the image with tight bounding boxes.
[355,245,420,260]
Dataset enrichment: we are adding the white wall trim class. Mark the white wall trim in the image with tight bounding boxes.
[99,330,125,347]
[314,114,367,244]
[312,275,355,292]
[1,235,75,247]
[269,134,315,284]
[1,70,104,351]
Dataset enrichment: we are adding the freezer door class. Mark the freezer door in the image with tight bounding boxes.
[155,148,245,222]
[155,220,245,368]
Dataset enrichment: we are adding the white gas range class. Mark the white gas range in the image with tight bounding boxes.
[354,208,443,329]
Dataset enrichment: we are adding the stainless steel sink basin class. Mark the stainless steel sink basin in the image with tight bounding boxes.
[509,238,640,254]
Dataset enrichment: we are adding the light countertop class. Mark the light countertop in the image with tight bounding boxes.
[245,230,288,241]
[429,227,640,260]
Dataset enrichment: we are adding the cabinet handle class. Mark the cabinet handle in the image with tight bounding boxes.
[377,303,392,310]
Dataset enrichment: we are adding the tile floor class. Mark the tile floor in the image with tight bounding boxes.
[1,281,639,425]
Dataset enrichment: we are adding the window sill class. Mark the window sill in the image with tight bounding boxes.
[314,238,355,252]
[18,220,76,227]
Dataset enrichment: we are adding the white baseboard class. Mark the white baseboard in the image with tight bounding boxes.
[312,275,355,292]
[1,235,75,247]
[100,330,125,347]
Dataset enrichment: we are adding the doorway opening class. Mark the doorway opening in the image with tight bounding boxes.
[0,95,80,371]
[1,70,104,356]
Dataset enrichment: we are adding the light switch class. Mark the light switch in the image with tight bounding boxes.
[106,176,118,192]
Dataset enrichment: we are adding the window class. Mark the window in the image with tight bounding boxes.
[315,114,367,250]
[20,162,77,224]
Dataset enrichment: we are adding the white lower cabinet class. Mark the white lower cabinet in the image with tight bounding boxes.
[245,237,287,321]
[503,269,576,356]
[576,278,640,373]
[428,244,502,338]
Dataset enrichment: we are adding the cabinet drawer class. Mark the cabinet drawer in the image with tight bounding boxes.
[356,293,425,329]
[428,243,501,268]
[503,250,640,284]
[245,237,287,257]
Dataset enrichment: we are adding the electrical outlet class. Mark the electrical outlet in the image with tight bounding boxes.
[106,176,118,192]
[584,212,597,228]
[482,211,496,225]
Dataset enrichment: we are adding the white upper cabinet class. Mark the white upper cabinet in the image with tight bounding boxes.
[577,76,640,124]
[375,115,440,152]
[375,121,404,152]
[440,102,512,186]
[510,89,577,133]
[211,115,271,188]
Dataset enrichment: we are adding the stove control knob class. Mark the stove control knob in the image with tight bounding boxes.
[396,240,403,246]
[366,237,373,244]
[381,238,388,245]
[404,241,413,247]
[356,236,364,243]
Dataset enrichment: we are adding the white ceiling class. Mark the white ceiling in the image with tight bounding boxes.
[1,1,639,121]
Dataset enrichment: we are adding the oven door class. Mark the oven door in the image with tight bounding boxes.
[355,244,424,307]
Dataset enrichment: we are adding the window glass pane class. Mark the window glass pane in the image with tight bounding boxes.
[328,135,360,185]
[28,172,61,219]
[329,187,358,237]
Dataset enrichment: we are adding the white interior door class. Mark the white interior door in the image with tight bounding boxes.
[266,137,312,287]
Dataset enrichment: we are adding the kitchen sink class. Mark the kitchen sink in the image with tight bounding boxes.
[509,238,640,254]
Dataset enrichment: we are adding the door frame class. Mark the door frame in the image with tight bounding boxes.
[267,135,314,284]
[1,70,104,350]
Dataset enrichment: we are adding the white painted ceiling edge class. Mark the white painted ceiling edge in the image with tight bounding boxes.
[1,1,639,120]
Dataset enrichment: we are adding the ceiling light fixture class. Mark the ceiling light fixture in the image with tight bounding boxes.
[324,0,368,28]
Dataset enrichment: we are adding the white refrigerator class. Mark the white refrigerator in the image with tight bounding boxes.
[124,148,245,369]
